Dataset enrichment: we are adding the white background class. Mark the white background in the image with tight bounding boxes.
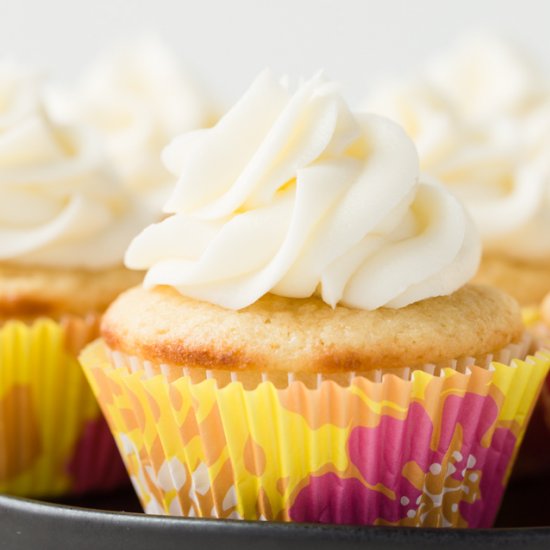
[2,0,549,105]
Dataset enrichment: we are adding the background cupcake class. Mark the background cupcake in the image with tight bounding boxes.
[363,33,550,308]
[0,59,152,496]
[49,37,218,215]
[81,71,549,527]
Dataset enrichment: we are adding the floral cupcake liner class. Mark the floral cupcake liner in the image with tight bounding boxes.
[80,335,549,527]
[0,316,129,497]
[523,307,550,430]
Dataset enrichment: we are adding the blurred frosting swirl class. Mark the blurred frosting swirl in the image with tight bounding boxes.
[363,34,550,262]
[51,38,216,211]
[126,70,480,310]
[0,60,150,269]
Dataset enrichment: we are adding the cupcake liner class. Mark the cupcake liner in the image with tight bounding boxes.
[522,307,550,431]
[80,336,549,527]
[0,317,129,497]
[508,307,550,479]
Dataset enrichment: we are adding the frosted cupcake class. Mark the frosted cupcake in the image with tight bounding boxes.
[363,34,550,308]
[49,38,217,214]
[0,60,151,496]
[80,70,549,527]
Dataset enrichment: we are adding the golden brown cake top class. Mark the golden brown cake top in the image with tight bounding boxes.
[102,284,522,373]
[0,263,143,319]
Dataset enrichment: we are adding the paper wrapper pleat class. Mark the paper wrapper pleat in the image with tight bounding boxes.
[0,317,129,497]
[80,337,549,527]
[522,307,550,434]
[509,308,550,480]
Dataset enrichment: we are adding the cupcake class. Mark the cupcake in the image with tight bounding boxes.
[80,70,550,527]
[49,37,217,214]
[0,60,152,496]
[363,34,550,308]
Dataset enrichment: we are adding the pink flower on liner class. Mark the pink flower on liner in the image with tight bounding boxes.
[289,472,407,524]
[289,393,515,527]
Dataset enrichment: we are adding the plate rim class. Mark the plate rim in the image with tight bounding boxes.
[2,493,550,542]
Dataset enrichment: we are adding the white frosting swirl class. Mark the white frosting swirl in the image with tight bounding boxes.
[126,70,480,310]
[363,35,550,262]
[364,78,466,171]
[51,38,216,212]
[0,61,151,270]
[427,34,546,123]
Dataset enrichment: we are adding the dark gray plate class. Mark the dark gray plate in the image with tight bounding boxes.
[1,493,550,550]
[2,471,550,550]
